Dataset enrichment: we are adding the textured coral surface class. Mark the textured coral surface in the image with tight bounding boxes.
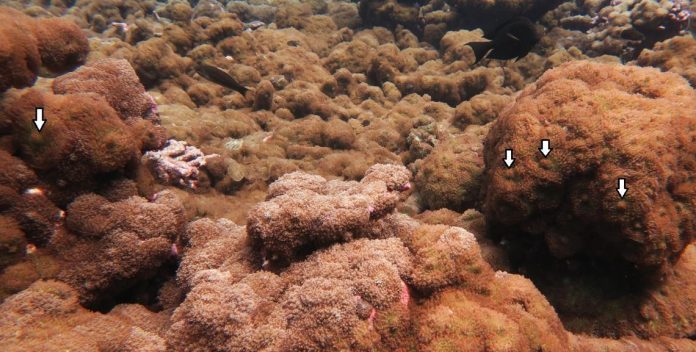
[0,7,88,92]
[0,0,694,351]
[483,61,696,271]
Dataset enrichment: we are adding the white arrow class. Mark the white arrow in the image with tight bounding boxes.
[503,149,515,168]
[617,178,627,198]
[539,139,551,157]
[33,107,46,132]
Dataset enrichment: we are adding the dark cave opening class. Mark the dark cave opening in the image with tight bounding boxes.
[89,258,179,314]
[497,230,662,338]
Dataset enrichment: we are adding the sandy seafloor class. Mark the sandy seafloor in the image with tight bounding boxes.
[0,0,695,351]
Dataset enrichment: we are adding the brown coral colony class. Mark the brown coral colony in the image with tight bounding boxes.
[0,0,695,352]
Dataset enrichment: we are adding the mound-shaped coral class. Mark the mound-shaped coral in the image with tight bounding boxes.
[414,125,489,211]
[175,217,257,292]
[637,35,696,87]
[358,0,421,35]
[168,237,412,351]
[1,90,139,202]
[0,7,88,92]
[169,167,695,351]
[247,163,411,263]
[0,9,40,92]
[53,58,157,121]
[483,60,695,272]
[130,38,193,87]
[53,191,185,306]
[0,190,185,307]
[2,61,167,203]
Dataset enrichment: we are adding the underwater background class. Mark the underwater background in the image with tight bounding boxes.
[0,0,695,350]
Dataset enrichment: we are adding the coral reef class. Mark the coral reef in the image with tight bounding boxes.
[0,7,88,92]
[414,124,488,211]
[53,58,158,121]
[0,0,694,351]
[637,35,696,87]
[0,190,184,307]
[247,163,411,263]
[483,61,695,272]
[549,0,694,59]
[167,169,571,351]
[0,280,168,352]
[2,90,139,202]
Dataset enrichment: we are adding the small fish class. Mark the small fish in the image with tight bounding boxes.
[197,63,251,94]
[466,17,541,64]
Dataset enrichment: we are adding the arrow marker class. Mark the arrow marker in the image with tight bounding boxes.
[617,178,627,198]
[503,149,515,168]
[539,139,552,157]
[33,107,46,132]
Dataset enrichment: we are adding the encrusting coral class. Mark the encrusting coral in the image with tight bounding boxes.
[0,49,171,205]
[143,139,218,190]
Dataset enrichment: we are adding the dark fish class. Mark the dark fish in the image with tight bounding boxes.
[466,17,541,64]
[197,63,250,94]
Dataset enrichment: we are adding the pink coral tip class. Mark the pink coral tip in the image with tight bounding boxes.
[400,280,410,306]
[367,308,377,330]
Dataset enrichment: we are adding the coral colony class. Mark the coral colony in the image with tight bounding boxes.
[0,0,695,351]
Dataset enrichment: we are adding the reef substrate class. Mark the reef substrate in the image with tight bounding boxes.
[0,0,695,351]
